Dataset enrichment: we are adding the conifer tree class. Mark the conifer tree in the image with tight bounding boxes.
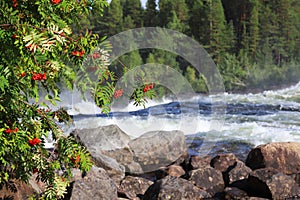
[144,0,158,27]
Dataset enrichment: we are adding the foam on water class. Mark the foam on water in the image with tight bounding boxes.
[48,81,300,148]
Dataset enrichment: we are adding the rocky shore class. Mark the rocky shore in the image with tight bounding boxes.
[1,124,300,199]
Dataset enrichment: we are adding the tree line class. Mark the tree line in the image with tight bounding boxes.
[85,0,300,93]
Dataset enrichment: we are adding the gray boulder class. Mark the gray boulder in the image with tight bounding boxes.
[129,130,187,173]
[70,166,118,200]
[143,176,211,200]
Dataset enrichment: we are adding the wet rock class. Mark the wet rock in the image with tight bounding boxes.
[246,142,300,174]
[0,179,36,200]
[143,176,211,200]
[189,155,212,170]
[167,165,185,177]
[226,161,252,185]
[118,176,153,199]
[189,166,224,196]
[210,153,238,172]
[224,187,248,199]
[129,130,187,174]
[70,166,118,200]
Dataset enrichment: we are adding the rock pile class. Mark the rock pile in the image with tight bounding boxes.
[1,125,300,200]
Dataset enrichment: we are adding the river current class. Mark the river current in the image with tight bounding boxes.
[48,82,300,159]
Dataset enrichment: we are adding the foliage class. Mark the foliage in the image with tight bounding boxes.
[0,0,119,199]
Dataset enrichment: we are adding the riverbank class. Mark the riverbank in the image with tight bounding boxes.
[3,125,300,199]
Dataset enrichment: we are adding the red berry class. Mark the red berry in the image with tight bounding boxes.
[51,0,61,5]
[113,89,123,98]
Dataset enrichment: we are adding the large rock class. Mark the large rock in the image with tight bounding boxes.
[224,187,248,199]
[244,168,300,199]
[189,155,212,170]
[72,125,138,182]
[210,153,238,173]
[226,161,252,185]
[72,124,131,151]
[0,179,36,200]
[246,142,300,174]
[128,130,187,173]
[70,166,118,200]
[143,176,211,200]
[118,176,153,199]
[189,166,224,196]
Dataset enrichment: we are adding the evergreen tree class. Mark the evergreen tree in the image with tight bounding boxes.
[106,0,123,36]
[248,0,260,61]
[122,0,143,27]
[144,0,158,27]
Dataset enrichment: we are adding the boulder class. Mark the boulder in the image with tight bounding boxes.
[0,179,36,200]
[70,166,118,200]
[189,166,224,196]
[224,187,248,199]
[167,165,185,177]
[128,130,187,173]
[210,153,238,173]
[189,155,212,170]
[244,167,300,199]
[143,176,211,200]
[118,176,153,199]
[226,161,252,185]
[72,124,131,151]
[246,142,300,174]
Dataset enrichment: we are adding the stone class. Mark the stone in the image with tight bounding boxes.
[167,165,185,177]
[128,130,187,174]
[224,187,248,199]
[226,161,252,185]
[189,155,212,170]
[0,179,36,200]
[143,176,211,200]
[246,142,300,174]
[244,168,300,199]
[70,166,118,200]
[118,176,153,199]
[210,153,238,173]
[92,152,126,184]
[71,124,131,151]
[189,166,224,196]
[266,173,300,199]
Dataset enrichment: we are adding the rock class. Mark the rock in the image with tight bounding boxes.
[71,124,131,151]
[246,142,300,174]
[226,161,252,185]
[189,166,224,196]
[210,153,238,172]
[143,176,211,200]
[244,167,300,199]
[92,152,126,184]
[0,179,36,200]
[128,130,187,173]
[72,125,140,182]
[266,173,300,199]
[224,187,248,199]
[70,166,118,200]
[167,165,185,177]
[189,155,212,170]
[118,176,153,199]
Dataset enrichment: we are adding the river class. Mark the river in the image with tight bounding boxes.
[50,82,300,160]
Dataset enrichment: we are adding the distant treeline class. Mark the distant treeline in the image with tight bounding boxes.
[81,0,300,93]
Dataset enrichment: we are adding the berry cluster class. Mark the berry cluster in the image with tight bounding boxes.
[5,128,18,134]
[72,50,85,57]
[32,72,47,81]
[114,89,123,99]
[28,138,41,146]
[143,82,154,93]
[51,0,61,5]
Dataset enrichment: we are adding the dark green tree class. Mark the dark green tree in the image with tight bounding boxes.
[144,0,158,26]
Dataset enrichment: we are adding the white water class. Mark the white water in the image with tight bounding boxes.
[48,82,300,149]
